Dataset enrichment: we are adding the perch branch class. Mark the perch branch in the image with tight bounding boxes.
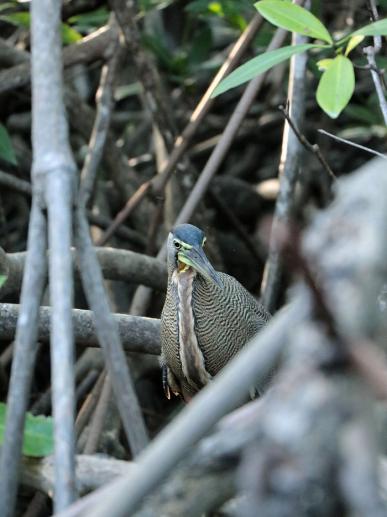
[0,303,160,355]
[0,247,167,299]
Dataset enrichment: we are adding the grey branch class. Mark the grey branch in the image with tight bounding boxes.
[0,26,116,95]
[261,26,309,313]
[0,247,167,299]
[20,454,137,497]
[0,303,160,355]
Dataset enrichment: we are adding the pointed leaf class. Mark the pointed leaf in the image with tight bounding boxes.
[316,55,355,118]
[345,35,365,56]
[351,18,387,37]
[0,275,6,288]
[255,0,333,43]
[0,403,54,457]
[212,43,320,97]
[61,23,82,45]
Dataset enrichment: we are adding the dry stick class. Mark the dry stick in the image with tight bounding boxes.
[130,27,289,316]
[75,369,100,404]
[83,374,113,454]
[31,0,79,509]
[80,17,119,208]
[96,13,264,246]
[261,27,309,314]
[318,128,387,160]
[57,300,301,517]
[0,202,47,517]
[75,370,106,440]
[278,105,336,181]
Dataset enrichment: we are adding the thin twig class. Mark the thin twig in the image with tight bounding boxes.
[278,104,336,181]
[80,16,120,208]
[75,370,106,440]
[83,374,113,454]
[318,129,387,159]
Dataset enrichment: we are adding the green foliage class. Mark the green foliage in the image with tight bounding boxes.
[213,43,321,96]
[68,7,109,33]
[213,0,387,119]
[255,0,332,43]
[0,11,82,45]
[316,55,354,118]
[351,18,387,38]
[0,403,54,457]
[186,0,253,29]
[0,124,17,166]
[0,275,7,288]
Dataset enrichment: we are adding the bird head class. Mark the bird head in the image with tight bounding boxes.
[167,224,222,288]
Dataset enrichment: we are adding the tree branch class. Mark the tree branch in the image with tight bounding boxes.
[0,303,160,355]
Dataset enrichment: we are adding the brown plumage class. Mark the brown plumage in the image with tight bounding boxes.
[161,224,270,401]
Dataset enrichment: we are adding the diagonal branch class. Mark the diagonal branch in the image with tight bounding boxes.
[0,202,47,517]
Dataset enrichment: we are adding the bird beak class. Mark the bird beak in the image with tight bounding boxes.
[178,246,223,288]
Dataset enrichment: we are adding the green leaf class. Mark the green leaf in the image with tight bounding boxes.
[61,23,82,45]
[317,58,333,71]
[316,55,355,118]
[0,124,17,166]
[212,43,321,97]
[255,0,333,44]
[68,7,109,30]
[351,18,387,38]
[345,35,365,56]
[0,275,7,288]
[0,403,54,457]
[0,12,30,28]
[0,12,82,45]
